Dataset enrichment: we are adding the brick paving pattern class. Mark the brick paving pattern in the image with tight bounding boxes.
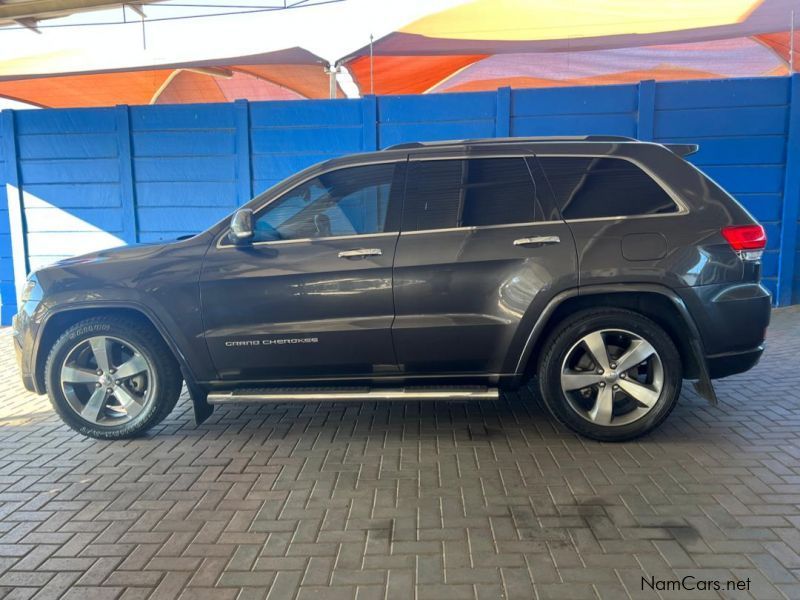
[0,307,798,599]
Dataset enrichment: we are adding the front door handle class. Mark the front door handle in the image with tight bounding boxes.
[338,248,383,259]
[513,235,561,247]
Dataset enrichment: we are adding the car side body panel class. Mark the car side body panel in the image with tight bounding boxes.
[199,232,401,381]
[390,146,579,378]
[17,234,217,391]
[532,143,753,290]
[392,220,578,376]
[13,139,771,410]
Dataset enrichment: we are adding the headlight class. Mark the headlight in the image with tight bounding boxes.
[20,274,39,304]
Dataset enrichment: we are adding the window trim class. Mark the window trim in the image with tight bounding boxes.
[216,158,405,249]
[400,220,565,236]
[402,153,544,233]
[535,153,689,222]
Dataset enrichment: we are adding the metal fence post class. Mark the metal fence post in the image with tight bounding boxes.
[778,74,800,305]
[115,105,138,244]
[1,110,27,321]
[496,86,511,137]
[637,80,656,141]
[234,99,253,205]
[362,95,378,151]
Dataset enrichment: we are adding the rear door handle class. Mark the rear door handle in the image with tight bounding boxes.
[338,248,383,259]
[513,235,561,247]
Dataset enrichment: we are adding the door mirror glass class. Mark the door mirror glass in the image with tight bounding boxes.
[228,208,254,246]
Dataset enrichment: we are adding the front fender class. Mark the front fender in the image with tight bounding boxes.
[33,298,210,384]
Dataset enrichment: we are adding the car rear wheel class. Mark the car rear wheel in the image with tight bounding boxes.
[45,316,182,439]
[538,308,682,441]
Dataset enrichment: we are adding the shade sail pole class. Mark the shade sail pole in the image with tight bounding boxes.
[327,65,339,99]
[792,10,796,73]
[370,34,374,95]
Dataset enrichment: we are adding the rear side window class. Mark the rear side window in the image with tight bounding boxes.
[403,157,539,231]
[537,156,678,220]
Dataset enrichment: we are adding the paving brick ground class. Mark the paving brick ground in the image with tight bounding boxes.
[0,307,798,599]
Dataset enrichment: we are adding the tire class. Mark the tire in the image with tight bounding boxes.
[537,308,682,442]
[44,316,182,440]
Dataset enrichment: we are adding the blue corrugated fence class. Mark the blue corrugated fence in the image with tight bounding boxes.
[0,75,798,324]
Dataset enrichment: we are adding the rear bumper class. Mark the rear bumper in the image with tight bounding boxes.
[678,282,771,380]
[706,345,764,379]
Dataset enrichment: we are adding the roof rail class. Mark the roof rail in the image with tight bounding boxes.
[384,135,637,151]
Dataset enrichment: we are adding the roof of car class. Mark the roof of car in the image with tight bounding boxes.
[315,136,696,172]
[374,136,697,159]
[383,135,636,150]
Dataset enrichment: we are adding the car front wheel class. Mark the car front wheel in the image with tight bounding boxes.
[538,308,682,442]
[44,316,182,439]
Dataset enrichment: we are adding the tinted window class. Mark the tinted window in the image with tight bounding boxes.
[403,158,538,231]
[403,160,463,231]
[462,158,539,226]
[538,157,678,220]
[253,163,397,242]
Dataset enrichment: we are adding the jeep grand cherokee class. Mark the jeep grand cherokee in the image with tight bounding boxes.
[12,136,772,441]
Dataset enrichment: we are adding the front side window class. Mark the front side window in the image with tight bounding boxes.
[537,156,678,220]
[252,163,398,242]
[402,157,539,231]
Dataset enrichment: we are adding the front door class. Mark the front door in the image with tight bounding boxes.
[391,151,578,377]
[200,160,405,382]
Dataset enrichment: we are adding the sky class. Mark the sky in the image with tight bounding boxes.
[0,0,466,106]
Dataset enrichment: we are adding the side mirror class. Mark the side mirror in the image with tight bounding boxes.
[228,208,254,246]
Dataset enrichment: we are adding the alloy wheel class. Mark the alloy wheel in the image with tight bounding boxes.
[60,335,154,426]
[559,328,663,427]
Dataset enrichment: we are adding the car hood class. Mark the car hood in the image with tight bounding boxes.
[32,233,212,302]
[48,241,169,269]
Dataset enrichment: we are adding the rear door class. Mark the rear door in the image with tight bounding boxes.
[391,150,577,377]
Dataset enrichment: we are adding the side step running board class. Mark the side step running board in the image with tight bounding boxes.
[207,386,499,404]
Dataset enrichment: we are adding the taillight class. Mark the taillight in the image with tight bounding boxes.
[721,224,766,261]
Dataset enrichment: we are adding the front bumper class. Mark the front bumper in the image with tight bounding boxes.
[12,311,38,393]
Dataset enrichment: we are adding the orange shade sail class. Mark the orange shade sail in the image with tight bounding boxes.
[348,55,487,96]
[0,70,171,108]
[342,0,797,96]
[755,31,800,66]
[0,48,341,108]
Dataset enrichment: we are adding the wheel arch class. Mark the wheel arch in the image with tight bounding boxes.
[515,285,710,392]
[33,304,189,393]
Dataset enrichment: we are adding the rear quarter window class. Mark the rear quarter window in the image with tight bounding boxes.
[537,156,678,220]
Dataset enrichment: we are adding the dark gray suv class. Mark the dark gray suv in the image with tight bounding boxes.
[12,136,771,442]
